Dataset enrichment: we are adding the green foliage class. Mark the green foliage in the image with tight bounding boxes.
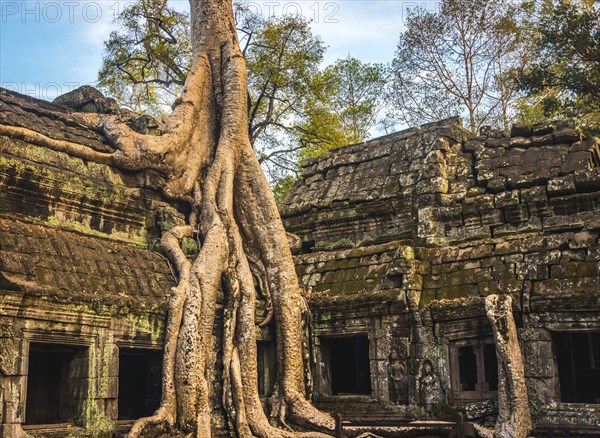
[265,56,387,202]
[515,0,600,132]
[389,0,525,133]
[272,175,298,205]
[98,0,387,201]
[297,104,349,162]
[298,57,387,160]
[98,0,191,115]
[247,13,329,181]
[322,56,387,144]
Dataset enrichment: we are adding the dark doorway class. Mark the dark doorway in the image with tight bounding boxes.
[118,348,162,420]
[326,336,371,395]
[450,338,498,401]
[483,343,498,391]
[553,332,600,404]
[25,343,88,425]
[458,345,478,391]
[257,341,276,397]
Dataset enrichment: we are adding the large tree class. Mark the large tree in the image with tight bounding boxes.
[4,0,335,436]
[389,0,525,133]
[515,0,600,131]
[98,0,328,174]
[98,0,387,197]
[0,0,533,436]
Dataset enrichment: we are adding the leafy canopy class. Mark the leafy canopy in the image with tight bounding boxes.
[297,56,387,162]
[98,0,191,116]
[515,0,600,132]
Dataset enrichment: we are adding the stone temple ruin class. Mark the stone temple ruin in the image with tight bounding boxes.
[0,86,599,437]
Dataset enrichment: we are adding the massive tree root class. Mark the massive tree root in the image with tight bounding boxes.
[0,0,335,436]
[112,1,335,435]
[484,295,532,438]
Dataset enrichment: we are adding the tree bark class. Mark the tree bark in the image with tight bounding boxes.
[485,295,532,438]
[122,0,335,436]
[0,0,334,436]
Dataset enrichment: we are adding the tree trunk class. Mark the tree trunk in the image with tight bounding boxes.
[123,0,335,436]
[485,295,532,438]
[0,0,334,436]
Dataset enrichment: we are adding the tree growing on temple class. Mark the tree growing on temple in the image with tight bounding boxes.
[98,0,329,181]
[4,0,335,436]
[0,0,533,436]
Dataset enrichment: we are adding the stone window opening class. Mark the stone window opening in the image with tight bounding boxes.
[24,343,89,426]
[257,341,276,397]
[553,331,600,404]
[383,273,404,290]
[321,335,371,396]
[301,240,315,253]
[118,348,162,421]
[450,338,498,402]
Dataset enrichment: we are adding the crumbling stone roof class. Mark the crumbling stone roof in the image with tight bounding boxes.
[297,241,408,295]
[0,88,174,307]
[285,118,600,307]
[0,218,174,306]
[0,88,158,245]
[281,118,470,251]
[469,123,599,192]
[282,118,600,251]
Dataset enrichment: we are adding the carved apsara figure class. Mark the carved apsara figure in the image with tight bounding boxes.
[389,349,408,405]
[419,359,442,417]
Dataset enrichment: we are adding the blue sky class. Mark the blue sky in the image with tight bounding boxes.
[0,0,439,101]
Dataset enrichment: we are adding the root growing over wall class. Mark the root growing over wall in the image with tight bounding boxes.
[484,295,532,438]
[0,0,334,436]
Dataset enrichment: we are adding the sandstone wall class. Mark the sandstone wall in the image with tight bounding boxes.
[283,118,600,434]
[0,89,178,437]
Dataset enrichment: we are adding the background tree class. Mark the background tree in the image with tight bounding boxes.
[267,57,386,202]
[245,14,327,181]
[515,0,600,132]
[295,56,387,164]
[322,56,387,145]
[98,0,191,115]
[99,0,386,201]
[388,0,525,133]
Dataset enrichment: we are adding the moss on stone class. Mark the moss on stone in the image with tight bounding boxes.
[75,400,115,438]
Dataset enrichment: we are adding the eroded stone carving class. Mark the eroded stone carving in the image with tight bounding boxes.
[419,359,443,417]
[389,349,408,405]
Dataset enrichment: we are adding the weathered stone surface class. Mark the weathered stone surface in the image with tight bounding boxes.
[0,88,112,153]
[1,90,599,436]
[0,218,174,305]
[281,118,471,250]
[284,115,600,435]
[53,85,120,114]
